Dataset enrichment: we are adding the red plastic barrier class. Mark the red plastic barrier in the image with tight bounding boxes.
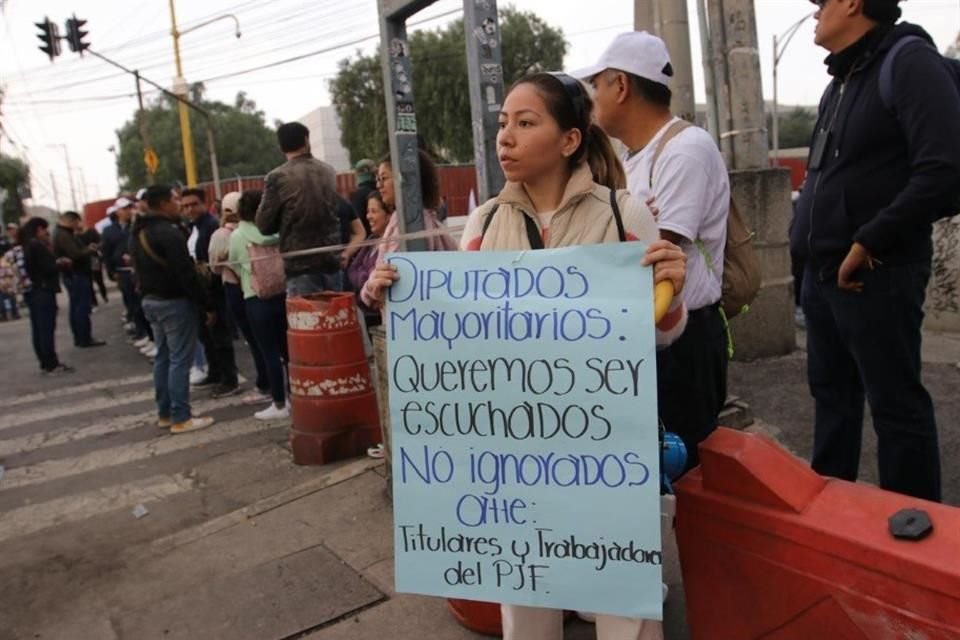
[675,427,960,639]
[286,293,380,465]
[447,599,503,637]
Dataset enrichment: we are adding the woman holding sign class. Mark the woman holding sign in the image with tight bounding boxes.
[366,72,686,640]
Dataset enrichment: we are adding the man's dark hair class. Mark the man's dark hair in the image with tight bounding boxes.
[60,210,81,223]
[238,190,262,222]
[628,73,672,109]
[144,184,174,210]
[180,187,206,203]
[862,0,902,24]
[21,217,49,243]
[277,122,309,153]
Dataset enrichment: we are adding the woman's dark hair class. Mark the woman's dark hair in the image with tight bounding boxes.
[366,189,392,214]
[238,190,263,222]
[20,217,49,243]
[507,73,626,190]
[378,148,441,210]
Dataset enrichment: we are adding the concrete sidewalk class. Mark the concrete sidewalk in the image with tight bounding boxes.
[19,328,957,639]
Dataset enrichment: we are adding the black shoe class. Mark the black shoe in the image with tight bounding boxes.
[191,376,217,388]
[210,384,241,399]
[77,339,107,348]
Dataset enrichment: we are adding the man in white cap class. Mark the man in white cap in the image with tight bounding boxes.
[572,31,730,473]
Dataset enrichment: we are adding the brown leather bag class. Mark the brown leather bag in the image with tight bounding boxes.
[650,120,761,319]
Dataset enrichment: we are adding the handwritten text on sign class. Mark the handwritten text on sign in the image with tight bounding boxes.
[387,244,662,619]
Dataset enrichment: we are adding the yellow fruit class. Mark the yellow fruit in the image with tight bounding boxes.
[654,280,674,324]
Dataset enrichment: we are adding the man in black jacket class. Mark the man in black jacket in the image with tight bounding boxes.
[256,122,342,295]
[132,185,215,435]
[53,211,105,347]
[790,0,960,501]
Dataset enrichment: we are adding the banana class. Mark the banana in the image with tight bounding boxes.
[654,280,674,324]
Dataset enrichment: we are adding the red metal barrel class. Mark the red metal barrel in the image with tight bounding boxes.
[286,292,381,465]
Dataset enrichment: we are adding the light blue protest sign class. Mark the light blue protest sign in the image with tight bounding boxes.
[386,243,662,620]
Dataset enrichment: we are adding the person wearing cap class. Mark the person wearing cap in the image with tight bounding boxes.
[572,31,730,474]
[101,197,147,342]
[53,210,106,348]
[790,0,960,502]
[349,159,377,235]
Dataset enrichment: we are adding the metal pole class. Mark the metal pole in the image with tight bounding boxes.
[658,0,696,122]
[205,125,222,201]
[464,0,505,203]
[50,170,61,212]
[379,0,434,252]
[772,35,780,162]
[62,146,78,211]
[168,0,198,186]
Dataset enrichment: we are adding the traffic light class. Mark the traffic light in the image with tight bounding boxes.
[35,17,61,62]
[65,14,89,55]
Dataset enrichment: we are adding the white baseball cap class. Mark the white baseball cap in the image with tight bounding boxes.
[221,191,241,215]
[569,31,674,88]
[114,196,136,209]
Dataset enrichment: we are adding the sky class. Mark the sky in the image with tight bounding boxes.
[1,0,958,209]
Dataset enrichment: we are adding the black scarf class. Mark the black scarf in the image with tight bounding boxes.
[824,25,892,78]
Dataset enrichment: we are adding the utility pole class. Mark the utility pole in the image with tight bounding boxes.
[167,3,241,190]
[49,171,60,212]
[168,0,197,187]
[49,145,78,211]
[698,0,794,360]
[634,0,695,123]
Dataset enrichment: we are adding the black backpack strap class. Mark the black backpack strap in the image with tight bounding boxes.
[481,203,544,250]
[481,204,499,238]
[610,188,626,242]
[523,214,545,250]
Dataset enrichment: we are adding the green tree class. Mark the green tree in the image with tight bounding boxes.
[0,154,30,224]
[115,87,284,191]
[769,107,817,150]
[331,7,567,164]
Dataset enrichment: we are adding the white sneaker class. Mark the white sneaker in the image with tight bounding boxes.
[142,345,158,358]
[189,366,207,385]
[139,341,155,354]
[254,404,290,421]
[133,336,151,348]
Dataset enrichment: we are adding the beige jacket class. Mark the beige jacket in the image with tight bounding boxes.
[460,163,686,344]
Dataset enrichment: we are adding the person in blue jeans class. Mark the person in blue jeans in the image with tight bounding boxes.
[53,211,106,348]
[131,185,215,435]
[21,218,73,374]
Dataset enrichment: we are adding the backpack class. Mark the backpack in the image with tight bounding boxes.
[650,120,760,319]
[878,35,960,222]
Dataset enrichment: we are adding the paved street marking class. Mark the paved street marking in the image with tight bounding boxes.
[0,417,287,491]
[0,394,253,458]
[0,390,156,432]
[0,374,154,410]
[0,473,194,544]
[0,375,249,432]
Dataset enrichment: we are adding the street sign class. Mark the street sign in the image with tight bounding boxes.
[144,147,159,175]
